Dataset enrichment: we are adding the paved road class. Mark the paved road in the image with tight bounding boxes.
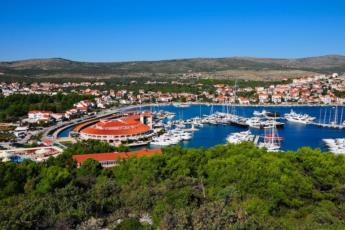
[42,106,124,140]
[40,103,163,141]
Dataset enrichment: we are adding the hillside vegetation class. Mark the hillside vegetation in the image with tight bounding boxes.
[0,93,93,122]
[1,141,345,229]
[1,55,344,80]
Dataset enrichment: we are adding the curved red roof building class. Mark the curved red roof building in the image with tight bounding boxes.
[80,112,153,145]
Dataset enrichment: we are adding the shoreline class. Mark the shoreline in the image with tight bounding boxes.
[55,102,343,138]
[126,102,345,108]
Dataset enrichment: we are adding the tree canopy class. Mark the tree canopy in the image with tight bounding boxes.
[0,93,93,122]
[63,139,129,155]
[1,142,345,229]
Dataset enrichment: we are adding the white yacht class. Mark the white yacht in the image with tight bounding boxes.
[246,117,284,129]
[254,110,280,118]
[167,114,175,119]
[173,103,190,108]
[323,138,345,154]
[226,130,254,144]
[253,110,267,117]
[150,136,179,146]
[246,117,262,129]
[284,110,315,124]
[150,128,193,146]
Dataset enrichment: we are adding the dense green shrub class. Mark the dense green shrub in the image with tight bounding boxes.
[1,142,345,229]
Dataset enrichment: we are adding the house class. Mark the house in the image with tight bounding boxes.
[51,113,65,121]
[238,96,250,105]
[116,90,127,99]
[274,85,289,94]
[300,89,311,97]
[258,93,269,104]
[289,89,300,100]
[72,148,162,168]
[27,110,52,123]
[65,108,79,119]
[255,87,265,93]
[158,95,173,102]
[74,100,95,112]
[319,95,333,104]
[271,94,282,104]
[213,95,228,103]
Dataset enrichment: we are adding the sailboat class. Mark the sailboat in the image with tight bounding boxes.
[258,121,282,152]
[318,106,345,129]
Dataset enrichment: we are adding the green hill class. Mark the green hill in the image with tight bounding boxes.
[0,55,344,80]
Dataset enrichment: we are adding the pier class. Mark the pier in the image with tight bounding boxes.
[312,122,344,129]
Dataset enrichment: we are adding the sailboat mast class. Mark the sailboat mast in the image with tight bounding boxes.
[319,108,322,125]
[324,108,327,124]
[264,127,268,145]
[272,123,275,146]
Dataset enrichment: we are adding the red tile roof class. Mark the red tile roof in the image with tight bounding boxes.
[72,148,162,165]
[81,115,151,136]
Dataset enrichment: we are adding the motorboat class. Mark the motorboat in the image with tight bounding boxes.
[254,110,281,118]
[150,127,194,146]
[253,110,267,117]
[284,110,315,124]
[246,117,263,129]
[323,138,345,154]
[246,117,284,129]
[226,130,254,144]
[173,103,190,108]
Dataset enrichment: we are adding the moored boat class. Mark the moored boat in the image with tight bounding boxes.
[226,130,254,144]
[257,123,282,152]
[173,103,191,108]
[284,109,315,124]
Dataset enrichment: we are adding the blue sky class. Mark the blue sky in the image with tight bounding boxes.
[1,0,345,61]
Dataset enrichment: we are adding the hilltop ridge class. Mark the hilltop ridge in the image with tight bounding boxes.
[1,55,344,80]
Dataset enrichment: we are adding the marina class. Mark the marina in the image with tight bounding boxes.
[57,104,345,152]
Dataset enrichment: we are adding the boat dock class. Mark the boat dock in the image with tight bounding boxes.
[312,122,344,129]
[229,118,249,128]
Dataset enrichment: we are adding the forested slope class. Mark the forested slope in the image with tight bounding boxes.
[1,141,345,229]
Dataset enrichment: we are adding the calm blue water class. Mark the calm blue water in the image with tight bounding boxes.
[143,104,345,151]
[58,104,345,151]
[58,126,74,138]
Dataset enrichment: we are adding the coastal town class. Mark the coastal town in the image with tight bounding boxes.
[3,1,345,229]
[1,73,345,107]
[1,72,345,163]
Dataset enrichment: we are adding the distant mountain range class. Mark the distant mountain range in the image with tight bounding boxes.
[1,55,344,80]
